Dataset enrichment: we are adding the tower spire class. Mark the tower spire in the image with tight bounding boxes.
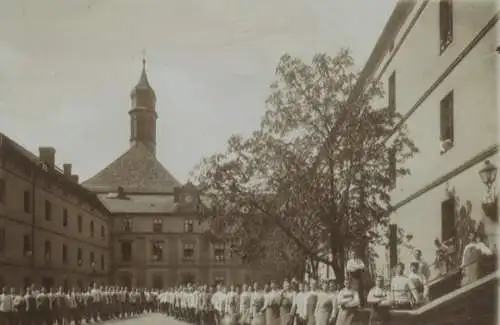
[129,57,158,156]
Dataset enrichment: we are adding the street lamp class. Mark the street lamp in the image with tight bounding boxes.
[479,160,497,221]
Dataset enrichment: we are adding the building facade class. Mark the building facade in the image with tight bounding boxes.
[82,60,253,288]
[362,0,499,277]
[0,137,111,289]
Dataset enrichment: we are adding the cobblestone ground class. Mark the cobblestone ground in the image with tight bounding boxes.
[103,313,178,325]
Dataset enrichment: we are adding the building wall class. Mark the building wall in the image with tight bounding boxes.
[0,155,111,289]
[111,211,252,287]
[371,1,498,276]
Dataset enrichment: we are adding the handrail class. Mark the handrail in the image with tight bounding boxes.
[382,253,496,298]
[393,270,499,316]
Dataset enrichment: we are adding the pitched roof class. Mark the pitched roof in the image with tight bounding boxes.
[82,142,181,194]
[97,193,177,214]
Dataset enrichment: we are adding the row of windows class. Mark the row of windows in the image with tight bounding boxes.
[0,180,106,239]
[16,234,106,270]
[43,199,105,238]
[122,219,194,233]
[119,241,228,263]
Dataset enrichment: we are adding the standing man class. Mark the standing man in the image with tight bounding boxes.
[345,250,366,306]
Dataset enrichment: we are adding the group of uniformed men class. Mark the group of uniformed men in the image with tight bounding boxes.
[0,283,159,325]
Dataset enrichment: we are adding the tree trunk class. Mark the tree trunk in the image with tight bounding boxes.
[330,233,345,284]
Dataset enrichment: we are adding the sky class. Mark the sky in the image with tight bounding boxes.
[0,0,397,183]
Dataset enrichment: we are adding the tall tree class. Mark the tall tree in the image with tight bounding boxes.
[193,50,418,282]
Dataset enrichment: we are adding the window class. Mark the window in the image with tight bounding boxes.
[388,71,396,113]
[100,254,105,270]
[44,200,52,221]
[62,208,68,227]
[0,227,5,255]
[441,198,456,243]
[101,225,105,239]
[23,235,31,256]
[214,276,225,286]
[152,218,163,233]
[0,179,5,203]
[182,243,195,261]
[184,220,194,233]
[77,248,83,266]
[90,221,94,237]
[440,91,454,146]
[388,147,397,187]
[439,0,453,53]
[151,241,164,261]
[214,243,225,263]
[90,252,95,268]
[121,241,132,262]
[123,219,132,232]
[77,215,82,233]
[152,274,163,289]
[23,191,31,213]
[24,278,31,289]
[62,244,68,264]
[44,240,51,262]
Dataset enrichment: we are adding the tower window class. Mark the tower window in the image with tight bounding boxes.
[90,221,94,237]
[153,218,163,233]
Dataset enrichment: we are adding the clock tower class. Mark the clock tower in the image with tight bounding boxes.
[129,59,158,156]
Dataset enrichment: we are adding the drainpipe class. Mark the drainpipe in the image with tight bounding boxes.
[31,169,37,279]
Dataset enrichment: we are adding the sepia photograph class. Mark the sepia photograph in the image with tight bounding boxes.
[0,0,498,324]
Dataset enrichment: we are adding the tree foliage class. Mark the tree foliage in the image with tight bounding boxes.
[192,50,418,282]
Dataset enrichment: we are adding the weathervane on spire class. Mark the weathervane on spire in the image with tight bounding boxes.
[141,48,147,69]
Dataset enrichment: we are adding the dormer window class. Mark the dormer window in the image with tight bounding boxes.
[106,186,129,200]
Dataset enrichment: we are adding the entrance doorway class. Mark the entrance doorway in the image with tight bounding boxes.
[181,273,195,285]
[41,277,54,291]
[119,273,132,288]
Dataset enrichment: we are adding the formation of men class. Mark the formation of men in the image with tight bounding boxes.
[0,283,159,325]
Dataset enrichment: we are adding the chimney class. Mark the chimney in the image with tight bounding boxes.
[38,147,56,168]
[117,186,125,198]
[70,175,79,183]
[63,164,72,177]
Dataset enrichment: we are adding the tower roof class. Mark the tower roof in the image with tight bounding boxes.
[82,142,180,194]
[131,59,156,98]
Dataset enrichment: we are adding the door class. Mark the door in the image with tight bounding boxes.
[42,277,54,291]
